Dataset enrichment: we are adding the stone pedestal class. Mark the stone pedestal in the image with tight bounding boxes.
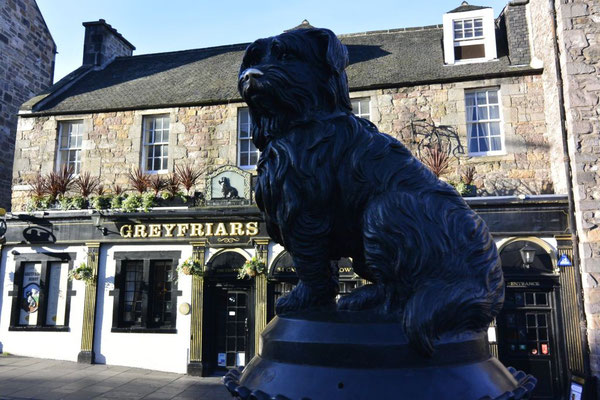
[224,312,536,400]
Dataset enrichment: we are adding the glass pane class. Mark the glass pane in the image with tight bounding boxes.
[465,30,473,38]
[469,137,478,152]
[488,90,498,104]
[538,314,547,327]
[351,102,359,114]
[536,293,548,306]
[468,124,478,140]
[525,292,535,305]
[239,109,249,125]
[526,314,536,327]
[478,137,489,152]
[162,118,170,130]
[468,106,477,121]
[489,122,501,136]
[156,117,163,130]
[153,158,161,171]
[240,153,249,166]
[474,19,483,27]
[454,30,464,39]
[162,130,169,142]
[19,263,42,326]
[250,152,258,165]
[464,20,473,29]
[360,99,370,113]
[476,92,487,104]
[454,21,463,30]
[46,262,69,326]
[478,106,488,120]
[491,136,502,151]
[242,140,250,152]
[465,93,476,107]
[162,145,168,157]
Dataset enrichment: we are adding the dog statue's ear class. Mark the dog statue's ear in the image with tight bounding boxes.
[310,29,349,76]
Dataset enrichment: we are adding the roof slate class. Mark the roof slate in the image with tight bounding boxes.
[29,25,537,115]
[447,3,491,13]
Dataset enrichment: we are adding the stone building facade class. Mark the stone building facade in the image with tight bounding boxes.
[2,1,599,398]
[0,0,55,210]
[542,0,600,380]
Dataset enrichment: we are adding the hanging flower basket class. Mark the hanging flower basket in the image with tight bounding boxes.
[68,262,95,284]
[238,256,266,279]
[177,257,203,277]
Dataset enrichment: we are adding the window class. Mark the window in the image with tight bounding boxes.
[142,115,170,173]
[442,7,496,64]
[453,18,484,40]
[10,253,74,331]
[112,251,180,332]
[238,108,259,169]
[57,120,83,174]
[351,98,371,120]
[466,88,504,156]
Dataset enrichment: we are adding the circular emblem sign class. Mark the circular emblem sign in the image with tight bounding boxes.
[22,283,40,313]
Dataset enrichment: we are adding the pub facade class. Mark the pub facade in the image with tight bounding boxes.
[0,1,597,398]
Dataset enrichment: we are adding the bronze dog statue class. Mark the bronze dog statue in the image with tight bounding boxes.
[238,28,504,355]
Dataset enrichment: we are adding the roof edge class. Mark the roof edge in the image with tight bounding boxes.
[22,67,544,117]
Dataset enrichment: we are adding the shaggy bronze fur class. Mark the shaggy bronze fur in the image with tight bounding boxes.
[239,28,504,355]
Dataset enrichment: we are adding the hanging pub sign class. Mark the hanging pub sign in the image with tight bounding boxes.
[205,165,253,206]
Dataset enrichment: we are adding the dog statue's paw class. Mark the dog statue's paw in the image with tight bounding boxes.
[337,284,385,311]
[276,281,337,314]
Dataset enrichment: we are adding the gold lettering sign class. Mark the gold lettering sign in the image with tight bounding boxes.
[118,222,260,239]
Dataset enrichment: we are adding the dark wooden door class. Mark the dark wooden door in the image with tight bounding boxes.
[497,287,562,399]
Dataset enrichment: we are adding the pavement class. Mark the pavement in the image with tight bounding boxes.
[0,355,232,400]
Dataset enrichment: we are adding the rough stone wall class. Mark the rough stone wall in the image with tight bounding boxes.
[0,0,55,210]
[555,0,600,378]
[505,2,532,65]
[366,74,553,196]
[12,105,239,210]
[11,74,553,211]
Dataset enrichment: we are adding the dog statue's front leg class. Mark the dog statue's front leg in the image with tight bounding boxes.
[276,250,339,314]
[275,211,339,314]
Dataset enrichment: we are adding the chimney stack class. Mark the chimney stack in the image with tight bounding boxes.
[82,19,135,67]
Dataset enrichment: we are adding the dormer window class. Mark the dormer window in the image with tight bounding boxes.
[443,2,497,64]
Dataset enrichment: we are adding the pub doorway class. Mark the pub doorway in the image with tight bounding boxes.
[496,239,566,400]
[202,250,254,375]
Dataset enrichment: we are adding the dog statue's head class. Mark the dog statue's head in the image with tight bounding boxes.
[239,28,352,149]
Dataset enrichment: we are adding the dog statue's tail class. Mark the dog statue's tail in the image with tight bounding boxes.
[402,216,504,357]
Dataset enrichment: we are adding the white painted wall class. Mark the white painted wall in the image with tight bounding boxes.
[0,245,87,361]
[93,244,193,374]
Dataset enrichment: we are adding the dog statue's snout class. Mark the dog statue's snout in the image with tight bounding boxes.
[240,68,264,83]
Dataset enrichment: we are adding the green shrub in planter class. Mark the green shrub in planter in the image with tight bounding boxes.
[141,192,156,211]
[71,196,87,209]
[92,195,111,210]
[110,195,123,210]
[122,194,142,212]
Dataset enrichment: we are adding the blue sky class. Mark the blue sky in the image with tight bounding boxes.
[37,0,512,83]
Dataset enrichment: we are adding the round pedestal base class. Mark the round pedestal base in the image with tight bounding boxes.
[224,312,536,400]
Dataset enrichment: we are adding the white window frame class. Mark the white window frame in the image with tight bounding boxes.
[142,114,170,174]
[465,88,505,157]
[351,97,371,120]
[443,7,497,65]
[453,18,484,41]
[56,120,83,174]
[237,108,259,170]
